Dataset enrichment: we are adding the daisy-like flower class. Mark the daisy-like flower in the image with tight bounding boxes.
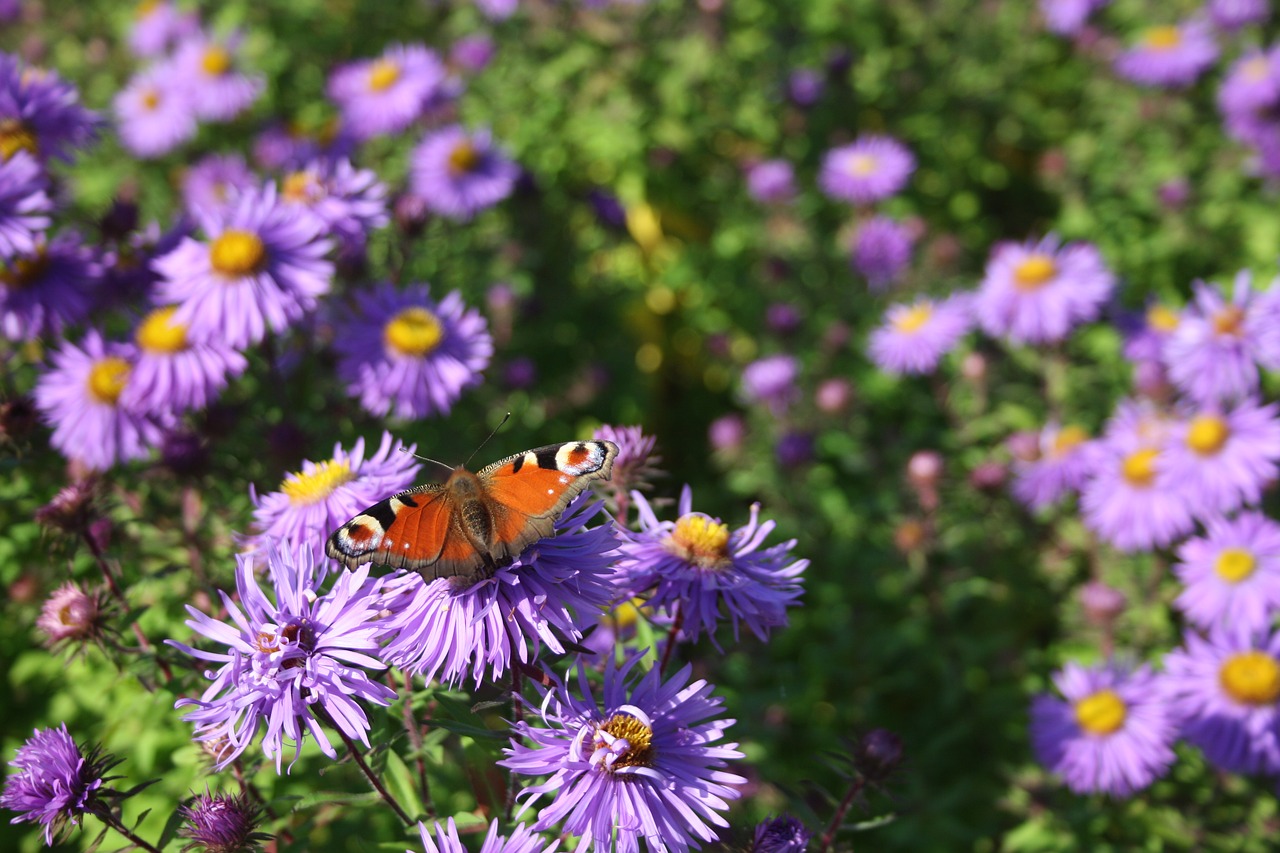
[409,125,520,221]
[1011,422,1105,510]
[1,231,99,340]
[331,281,492,420]
[414,818,557,853]
[36,581,107,652]
[1040,0,1109,36]
[167,545,397,771]
[751,815,812,853]
[851,215,914,291]
[127,0,200,58]
[251,120,357,173]
[450,35,496,74]
[615,486,807,646]
[1162,271,1280,404]
[974,234,1115,345]
[113,66,197,158]
[278,158,388,253]
[381,496,619,686]
[1079,401,1194,552]
[501,655,746,853]
[1030,661,1176,796]
[181,153,256,216]
[0,724,120,846]
[741,354,800,413]
[867,294,972,375]
[327,44,449,140]
[817,135,915,204]
[1161,398,1280,517]
[1208,0,1268,31]
[476,0,518,20]
[0,53,100,162]
[171,31,264,122]
[178,789,270,853]
[592,424,663,510]
[1218,48,1280,123]
[0,150,50,258]
[33,331,169,471]
[744,159,795,204]
[248,431,421,567]
[1163,626,1280,774]
[1173,513,1280,635]
[1114,21,1219,88]
[121,305,248,416]
[1122,302,1182,365]
[153,183,334,349]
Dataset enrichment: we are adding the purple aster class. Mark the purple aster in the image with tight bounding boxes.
[500,655,746,853]
[1010,422,1106,510]
[278,158,388,253]
[1040,0,1109,36]
[1114,21,1219,88]
[0,150,50,258]
[1161,398,1280,517]
[36,581,107,652]
[182,153,257,216]
[248,431,421,568]
[1162,271,1280,404]
[121,305,248,416]
[450,36,496,74]
[103,218,192,308]
[867,294,973,375]
[974,234,1115,345]
[34,331,170,471]
[751,815,811,853]
[0,231,100,340]
[410,125,520,221]
[414,818,557,853]
[1218,47,1280,124]
[152,182,334,349]
[851,215,914,292]
[327,44,449,140]
[128,0,200,58]
[1208,0,1269,31]
[708,413,747,453]
[745,159,795,204]
[1173,513,1280,635]
[179,789,270,853]
[1121,302,1181,365]
[476,0,518,20]
[0,53,100,162]
[381,495,619,686]
[786,68,824,107]
[817,135,915,204]
[741,354,799,414]
[166,545,397,771]
[113,65,198,158]
[1163,626,1280,774]
[0,724,119,845]
[331,281,492,420]
[1029,661,1176,797]
[171,31,264,122]
[615,486,806,646]
[251,121,357,173]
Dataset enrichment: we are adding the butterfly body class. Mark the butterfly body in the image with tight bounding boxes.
[326,440,618,582]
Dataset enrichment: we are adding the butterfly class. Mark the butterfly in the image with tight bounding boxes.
[325,439,619,582]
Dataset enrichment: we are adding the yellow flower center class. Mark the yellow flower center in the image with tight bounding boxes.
[384,307,444,357]
[0,249,48,289]
[1073,689,1127,736]
[367,58,401,92]
[1245,56,1271,81]
[665,513,731,569]
[597,713,655,770]
[1213,305,1245,337]
[0,118,38,160]
[141,88,161,111]
[846,153,877,176]
[135,0,161,17]
[201,47,232,77]
[87,357,131,405]
[1050,425,1088,457]
[282,171,318,203]
[1121,448,1159,487]
[1146,304,1180,333]
[1185,414,1230,456]
[892,303,933,334]
[448,140,481,175]
[1220,651,1280,706]
[209,230,266,277]
[136,306,189,354]
[1143,25,1182,51]
[281,459,356,505]
[1215,548,1257,583]
[1013,255,1057,291]
[611,598,645,630]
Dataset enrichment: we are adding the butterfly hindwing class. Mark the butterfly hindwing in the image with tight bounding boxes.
[326,483,449,571]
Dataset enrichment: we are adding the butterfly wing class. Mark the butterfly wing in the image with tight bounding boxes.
[326,483,458,572]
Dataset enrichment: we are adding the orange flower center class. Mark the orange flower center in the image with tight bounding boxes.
[448,140,481,175]
[0,249,48,289]
[1146,304,1179,333]
[892,303,933,334]
[1213,305,1245,337]
[665,513,731,569]
[846,153,877,176]
[596,713,655,770]
[1013,255,1057,291]
[201,47,232,77]
[368,58,401,92]
[1121,448,1158,487]
[1220,651,1280,706]
[87,357,131,405]
[1050,425,1088,457]
[1142,26,1182,51]
[0,118,38,160]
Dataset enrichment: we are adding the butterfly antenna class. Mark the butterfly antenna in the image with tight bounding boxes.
[464,412,512,469]
[398,447,454,473]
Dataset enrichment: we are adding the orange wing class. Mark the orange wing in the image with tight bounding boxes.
[326,484,458,571]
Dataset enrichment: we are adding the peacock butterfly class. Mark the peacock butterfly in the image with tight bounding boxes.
[325,440,618,582]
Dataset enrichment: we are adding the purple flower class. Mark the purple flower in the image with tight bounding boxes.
[1040,0,1109,36]
[786,68,824,107]
[852,215,914,291]
[1030,661,1176,796]
[1174,513,1280,635]
[751,815,811,853]
[1208,0,1269,31]
[179,789,269,853]
[708,413,746,453]
[328,44,449,140]
[818,135,915,204]
[974,235,1115,345]
[0,231,99,340]
[278,158,388,253]
[615,486,807,646]
[0,724,118,845]
[476,0,518,20]
[251,121,356,173]
[1122,302,1182,365]
[332,282,492,420]
[182,153,256,216]
[249,431,422,567]
[167,545,397,771]
[0,53,100,162]
[36,581,106,651]
[1011,423,1105,510]
[501,655,746,853]
[1161,398,1280,517]
[593,424,662,493]
[1218,48,1280,122]
[113,66,197,158]
[153,183,334,349]
[868,294,972,375]
[381,496,619,686]
[1114,21,1219,88]
[413,818,557,853]
[745,159,795,204]
[128,0,199,58]
[1163,626,1280,773]
[0,150,50,258]
[122,305,248,416]
[741,354,799,413]
[450,36,496,74]
[171,31,264,122]
[34,331,170,471]
[410,125,519,221]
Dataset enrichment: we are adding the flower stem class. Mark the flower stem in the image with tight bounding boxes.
[97,810,164,853]
[331,718,414,826]
[398,671,435,818]
[658,601,684,674]
[80,530,173,683]
[818,773,868,853]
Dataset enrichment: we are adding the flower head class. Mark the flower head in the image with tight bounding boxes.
[1161,398,1280,517]
[277,157,388,254]
[123,305,248,416]
[413,818,557,853]
[0,724,118,845]
[591,424,663,507]
[1114,21,1219,88]
[818,135,915,204]
[128,1,200,57]
[741,354,800,413]
[745,159,795,204]
[868,294,972,375]
[0,150,50,258]
[179,789,270,853]
[36,582,107,652]
[182,153,257,216]
[1,231,100,340]
[1173,513,1280,636]
[851,215,914,291]
[327,44,450,140]
[410,125,520,221]
[1207,0,1268,31]
[1011,422,1105,510]
[114,66,198,158]
[0,53,100,162]
[171,31,264,122]
[751,815,811,853]
[1040,0,1109,36]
